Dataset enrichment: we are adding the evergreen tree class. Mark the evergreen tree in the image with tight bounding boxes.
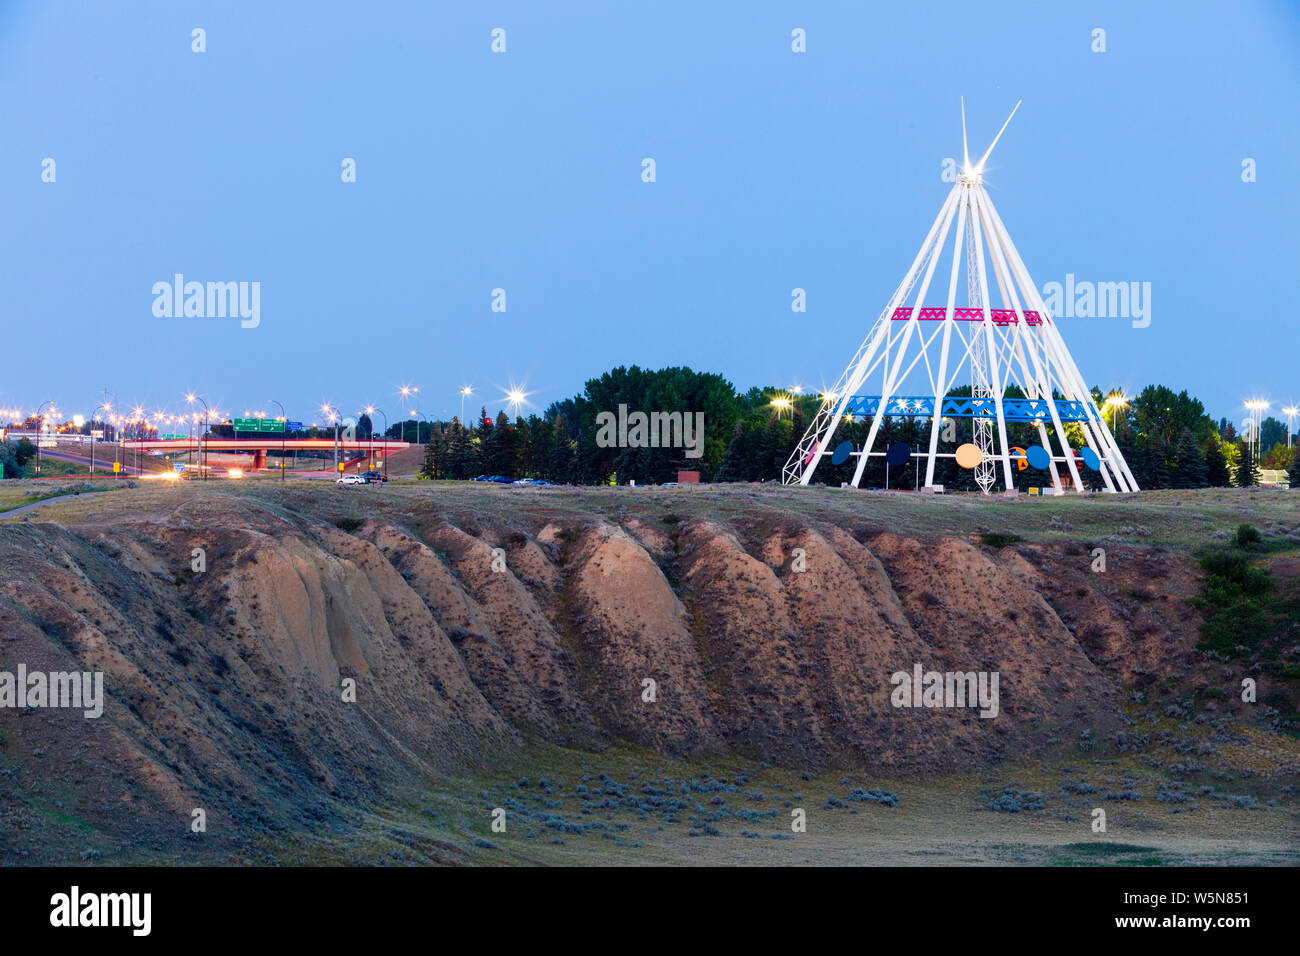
[420,422,445,479]
[1204,438,1231,487]
[444,420,472,479]
[715,422,749,481]
[548,414,575,481]
[1289,447,1300,488]
[1170,429,1208,489]
[1235,441,1260,487]
[512,416,532,477]
[486,411,515,476]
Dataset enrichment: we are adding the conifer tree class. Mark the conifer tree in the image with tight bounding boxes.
[1204,438,1231,487]
[1235,440,1260,487]
[1170,429,1208,489]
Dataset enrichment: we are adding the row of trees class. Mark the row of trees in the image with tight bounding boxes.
[0,437,35,478]
[415,365,1300,489]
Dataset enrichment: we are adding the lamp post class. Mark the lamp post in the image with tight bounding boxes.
[363,405,379,474]
[1284,406,1299,449]
[1245,400,1268,463]
[505,387,528,419]
[321,404,340,475]
[186,394,210,480]
[269,399,287,480]
[459,385,473,429]
[369,407,389,478]
[90,402,111,475]
[1103,393,1127,437]
[34,401,56,476]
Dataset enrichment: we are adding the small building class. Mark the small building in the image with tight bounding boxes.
[1260,469,1290,488]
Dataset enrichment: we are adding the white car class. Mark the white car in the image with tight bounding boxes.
[336,474,367,485]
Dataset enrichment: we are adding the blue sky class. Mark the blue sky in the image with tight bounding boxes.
[1,1,1297,428]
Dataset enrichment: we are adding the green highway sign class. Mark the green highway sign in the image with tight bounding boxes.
[233,418,285,433]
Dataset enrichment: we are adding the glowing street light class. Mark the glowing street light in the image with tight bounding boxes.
[90,401,112,475]
[1244,399,1269,462]
[1103,392,1128,435]
[1283,406,1299,449]
[503,386,531,419]
[322,403,341,472]
[34,400,56,475]
[459,385,473,428]
[365,406,389,478]
[186,393,211,480]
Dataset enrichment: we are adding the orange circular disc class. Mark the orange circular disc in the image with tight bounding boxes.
[955,442,983,469]
[1010,446,1028,471]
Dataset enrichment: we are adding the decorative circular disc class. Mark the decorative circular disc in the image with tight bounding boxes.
[885,442,912,466]
[1010,446,1028,471]
[955,443,983,469]
[831,441,853,466]
[1080,447,1101,471]
[1026,445,1051,470]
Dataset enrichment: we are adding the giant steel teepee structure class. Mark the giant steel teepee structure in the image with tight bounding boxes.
[784,101,1138,494]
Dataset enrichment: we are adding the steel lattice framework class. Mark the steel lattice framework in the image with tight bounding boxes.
[782,102,1138,494]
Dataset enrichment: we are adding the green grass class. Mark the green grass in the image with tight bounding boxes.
[0,481,110,513]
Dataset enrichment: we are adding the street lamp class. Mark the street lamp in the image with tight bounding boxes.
[1284,406,1299,449]
[130,406,146,473]
[504,386,529,419]
[364,405,376,467]
[34,401,56,475]
[269,399,287,480]
[90,402,111,475]
[459,385,473,428]
[409,408,422,446]
[321,403,340,475]
[1245,400,1269,462]
[1103,393,1128,436]
[186,394,210,480]
[368,407,389,478]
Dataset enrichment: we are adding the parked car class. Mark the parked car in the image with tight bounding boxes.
[488,475,514,484]
[363,471,387,483]
[336,474,366,485]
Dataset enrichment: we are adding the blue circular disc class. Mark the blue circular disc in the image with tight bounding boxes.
[1080,447,1100,471]
[1026,445,1051,470]
[831,441,852,466]
[885,442,912,467]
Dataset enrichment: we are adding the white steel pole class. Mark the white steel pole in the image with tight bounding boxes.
[851,188,960,486]
[798,185,960,485]
[975,187,1080,492]
[979,194,1135,491]
[967,191,1016,490]
[924,190,971,488]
